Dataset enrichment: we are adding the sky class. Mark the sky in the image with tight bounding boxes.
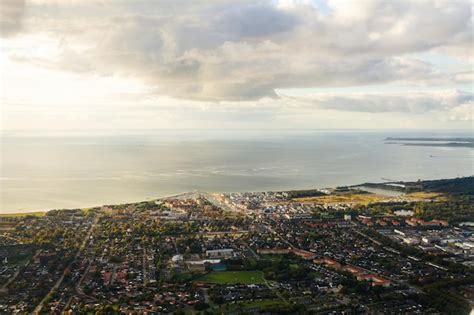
[0,0,473,131]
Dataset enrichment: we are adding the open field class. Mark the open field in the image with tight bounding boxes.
[294,191,446,205]
[405,192,446,201]
[295,193,385,205]
[0,212,46,218]
[196,271,266,285]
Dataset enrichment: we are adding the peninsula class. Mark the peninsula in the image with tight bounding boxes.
[385,137,474,148]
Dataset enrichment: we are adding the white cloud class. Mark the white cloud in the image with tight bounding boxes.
[1,0,473,129]
[0,0,25,37]
[4,0,470,101]
[447,101,474,121]
[282,90,473,116]
[453,71,474,83]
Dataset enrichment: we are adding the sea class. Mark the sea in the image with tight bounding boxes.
[1,129,472,213]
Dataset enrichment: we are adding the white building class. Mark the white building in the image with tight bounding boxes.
[205,249,234,259]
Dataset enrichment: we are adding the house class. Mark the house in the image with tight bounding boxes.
[292,249,317,260]
[357,274,391,287]
[257,248,291,255]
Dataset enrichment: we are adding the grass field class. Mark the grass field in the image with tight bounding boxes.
[405,192,446,201]
[0,211,46,217]
[293,190,447,206]
[196,271,266,285]
[295,193,385,205]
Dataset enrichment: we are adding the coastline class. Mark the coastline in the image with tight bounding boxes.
[2,175,472,216]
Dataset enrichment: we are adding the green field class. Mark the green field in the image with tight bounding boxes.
[0,212,46,217]
[196,271,266,285]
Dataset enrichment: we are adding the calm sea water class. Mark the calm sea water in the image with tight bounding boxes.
[1,130,472,213]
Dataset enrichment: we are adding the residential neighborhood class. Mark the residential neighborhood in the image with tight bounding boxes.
[0,178,472,314]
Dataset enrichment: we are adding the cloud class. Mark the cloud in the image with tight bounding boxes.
[281,90,473,117]
[142,89,474,121]
[447,101,474,121]
[0,0,473,126]
[453,71,474,84]
[0,0,25,37]
[3,0,474,105]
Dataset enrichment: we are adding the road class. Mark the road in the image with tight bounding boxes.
[142,247,148,286]
[0,249,41,293]
[75,259,94,297]
[34,217,98,314]
[244,241,261,260]
[200,192,242,214]
[352,228,423,293]
[201,194,293,305]
[262,222,295,249]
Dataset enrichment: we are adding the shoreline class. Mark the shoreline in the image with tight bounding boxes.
[2,175,472,216]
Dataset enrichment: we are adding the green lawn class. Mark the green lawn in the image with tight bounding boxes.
[196,271,266,285]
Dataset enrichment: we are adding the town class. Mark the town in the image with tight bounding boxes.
[0,177,472,314]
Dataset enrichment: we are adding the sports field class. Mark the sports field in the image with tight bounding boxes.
[196,271,266,285]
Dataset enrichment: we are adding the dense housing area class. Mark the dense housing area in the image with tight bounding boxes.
[0,177,472,314]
